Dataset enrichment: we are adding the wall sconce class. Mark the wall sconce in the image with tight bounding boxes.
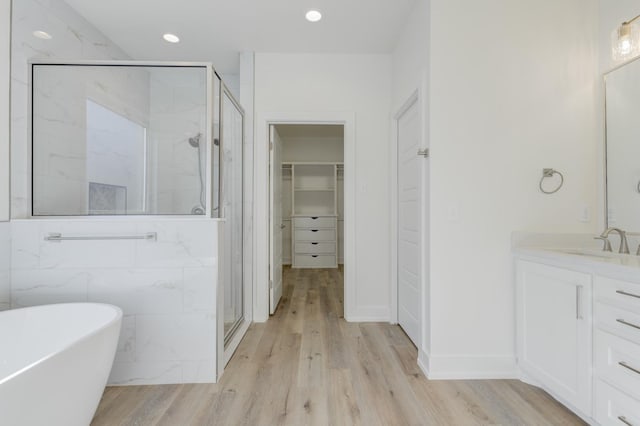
[612,14,640,61]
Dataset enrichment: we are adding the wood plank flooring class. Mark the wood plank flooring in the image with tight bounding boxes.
[92,267,585,426]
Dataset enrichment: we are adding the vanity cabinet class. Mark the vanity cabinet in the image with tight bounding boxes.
[593,276,640,426]
[516,260,593,416]
[515,252,640,424]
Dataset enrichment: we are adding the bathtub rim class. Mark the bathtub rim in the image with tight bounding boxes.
[0,302,123,386]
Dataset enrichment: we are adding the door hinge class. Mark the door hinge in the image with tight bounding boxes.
[269,280,273,289]
[269,141,273,151]
[418,148,429,158]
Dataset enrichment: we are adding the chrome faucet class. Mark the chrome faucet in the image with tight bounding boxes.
[597,227,630,254]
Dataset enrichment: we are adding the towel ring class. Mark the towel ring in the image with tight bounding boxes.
[539,168,564,194]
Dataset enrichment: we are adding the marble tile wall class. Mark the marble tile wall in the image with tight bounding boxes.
[149,68,208,215]
[11,218,220,385]
[11,0,131,218]
[0,222,10,311]
[31,65,151,215]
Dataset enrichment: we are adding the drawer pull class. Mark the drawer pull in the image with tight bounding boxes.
[618,416,633,426]
[619,361,640,376]
[311,230,319,233]
[312,255,318,258]
[311,242,318,245]
[617,319,640,331]
[617,290,640,300]
[311,217,318,220]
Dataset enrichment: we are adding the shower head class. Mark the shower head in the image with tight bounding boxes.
[188,133,202,148]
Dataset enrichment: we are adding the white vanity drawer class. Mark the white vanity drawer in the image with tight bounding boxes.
[293,255,337,268]
[294,229,335,242]
[595,329,640,400]
[295,242,336,255]
[595,379,640,426]
[595,276,640,311]
[595,302,640,345]
[293,216,336,228]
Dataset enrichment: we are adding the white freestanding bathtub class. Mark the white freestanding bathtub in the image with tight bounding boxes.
[0,303,122,426]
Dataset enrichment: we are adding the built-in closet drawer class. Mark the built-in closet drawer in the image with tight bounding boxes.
[293,216,335,228]
[595,379,640,426]
[295,242,336,255]
[294,255,337,268]
[295,229,335,242]
[595,276,640,311]
[595,329,640,400]
[595,302,640,345]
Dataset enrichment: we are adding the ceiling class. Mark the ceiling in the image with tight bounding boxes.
[64,0,417,74]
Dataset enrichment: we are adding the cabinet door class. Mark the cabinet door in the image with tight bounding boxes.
[516,260,592,415]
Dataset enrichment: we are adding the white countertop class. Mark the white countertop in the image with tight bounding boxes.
[514,246,640,282]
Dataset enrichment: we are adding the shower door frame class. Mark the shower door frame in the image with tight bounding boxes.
[28,60,220,219]
[220,82,249,358]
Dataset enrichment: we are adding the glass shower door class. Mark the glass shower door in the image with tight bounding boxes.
[221,86,245,345]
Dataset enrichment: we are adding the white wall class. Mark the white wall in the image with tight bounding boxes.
[0,223,9,311]
[254,53,392,321]
[278,125,344,163]
[0,0,9,221]
[0,0,10,310]
[427,0,599,378]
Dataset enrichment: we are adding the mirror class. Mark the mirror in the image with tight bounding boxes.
[605,57,640,231]
[32,64,210,216]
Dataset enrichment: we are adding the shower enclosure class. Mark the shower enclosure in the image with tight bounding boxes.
[30,61,247,360]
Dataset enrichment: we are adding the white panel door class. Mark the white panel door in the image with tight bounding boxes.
[269,125,283,314]
[397,97,422,347]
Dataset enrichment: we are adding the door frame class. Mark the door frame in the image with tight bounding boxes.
[254,111,356,322]
[390,89,427,339]
[268,124,283,314]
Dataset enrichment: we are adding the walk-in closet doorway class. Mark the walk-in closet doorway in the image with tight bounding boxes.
[254,112,356,323]
[268,124,346,315]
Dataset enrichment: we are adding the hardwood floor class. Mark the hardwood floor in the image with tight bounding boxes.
[92,267,584,426]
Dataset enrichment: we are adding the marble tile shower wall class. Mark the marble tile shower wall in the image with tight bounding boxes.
[11,0,131,218]
[149,70,207,215]
[0,222,10,311]
[11,219,220,385]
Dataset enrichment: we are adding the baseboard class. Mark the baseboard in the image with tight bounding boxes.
[345,305,389,322]
[425,354,518,380]
[417,349,430,377]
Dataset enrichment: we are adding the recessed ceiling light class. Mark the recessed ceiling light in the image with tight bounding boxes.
[305,10,322,22]
[163,33,180,43]
[32,30,52,40]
